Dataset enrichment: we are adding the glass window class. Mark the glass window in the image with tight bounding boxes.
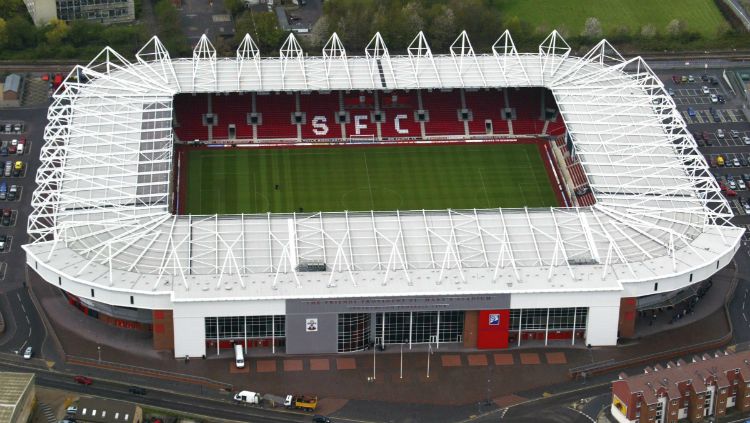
[337,313,370,352]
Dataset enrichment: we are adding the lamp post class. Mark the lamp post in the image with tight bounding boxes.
[372,338,376,381]
[97,345,101,363]
[400,342,404,379]
[426,343,433,378]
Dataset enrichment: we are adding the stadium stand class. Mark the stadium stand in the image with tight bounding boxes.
[212,93,252,140]
[173,94,209,141]
[255,92,297,140]
[508,87,544,135]
[555,137,594,206]
[464,89,508,136]
[421,89,465,136]
[343,91,377,138]
[379,91,421,138]
[175,88,563,142]
[299,91,343,140]
[544,90,566,136]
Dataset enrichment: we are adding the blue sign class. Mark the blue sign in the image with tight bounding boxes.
[489,313,500,326]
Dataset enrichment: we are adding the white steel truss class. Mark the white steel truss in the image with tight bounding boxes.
[24,30,742,302]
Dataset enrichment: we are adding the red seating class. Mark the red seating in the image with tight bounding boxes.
[342,91,377,139]
[173,88,565,142]
[256,93,297,140]
[544,90,566,136]
[464,89,508,135]
[508,88,544,135]
[212,94,252,140]
[173,94,209,141]
[422,90,464,136]
[299,92,342,140]
[379,91,420,138]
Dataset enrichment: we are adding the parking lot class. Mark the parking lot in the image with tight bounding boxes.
[661,69,750,220]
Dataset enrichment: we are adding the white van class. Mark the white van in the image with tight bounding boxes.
[234,344,245,368]
[233,390,260,404]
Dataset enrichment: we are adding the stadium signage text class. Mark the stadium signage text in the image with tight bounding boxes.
[311,114,411,136]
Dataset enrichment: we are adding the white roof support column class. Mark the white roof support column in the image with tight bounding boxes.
[236,33,261,90]
[322,32,352,89]
[280,33,307,90]
[192,34,217,92]
[407,31,441,88]
[492,30,529,85]
[449,31,485,87]
[538,30,571,84]
[136,36,180,91]
[365,32,396,89]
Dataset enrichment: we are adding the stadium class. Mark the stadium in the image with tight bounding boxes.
[23,29,743,358]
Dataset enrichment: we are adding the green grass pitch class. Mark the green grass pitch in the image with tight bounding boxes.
[494,0,727,38]
[183,143,559,215]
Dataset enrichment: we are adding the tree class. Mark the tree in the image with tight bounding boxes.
[426,5,455,51]
[640,24,656,39]
[0,0,28,20]
[234,11,287,53]
[4,16,36,50]
[0,18,7,48]
[666,19,685,37]
[581,17,602,39]
[45,19,69,45]
[224,0,244,18]
[308,15,330,50]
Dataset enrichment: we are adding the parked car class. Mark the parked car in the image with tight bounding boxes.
[710,94,718,103]
[74,376,93,385]
[729,179,737,189]
[65,405,77,415]
[12,124,21,133]
[4,162,11,178]
[2,209,11,226]
[681,75,688,83]
[312,416,332,423]
[742,174,750,183]
[23,347,32,360]
[702,85,710,94]
[687,107,696,117]
[740,157,747,167]
[688,75,695,83]
[701,74,709,81]
[672,75,681,84]
[667,87,675,96]
[717,129,725,139]
[128,386,147,395]
[739,179,746,190]
[9,185,18,201]
[744,203,750,214]
[13,161,22,177]
[718,94,725,104]
[735,158,741,167]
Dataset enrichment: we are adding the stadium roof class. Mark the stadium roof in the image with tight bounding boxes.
[24,31,742,302]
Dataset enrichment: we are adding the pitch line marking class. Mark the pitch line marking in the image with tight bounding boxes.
[478,167,492,208]
[362,152,375,210]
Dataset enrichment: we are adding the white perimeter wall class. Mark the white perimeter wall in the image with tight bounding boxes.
[511,290,621,346]
[172,299,285,358]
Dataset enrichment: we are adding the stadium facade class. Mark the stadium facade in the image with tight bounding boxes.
[23,31,742,358]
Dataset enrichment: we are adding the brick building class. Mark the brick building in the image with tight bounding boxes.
[611,351,750,422]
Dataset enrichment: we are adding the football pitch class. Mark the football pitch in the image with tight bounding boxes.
[183,143,559,215]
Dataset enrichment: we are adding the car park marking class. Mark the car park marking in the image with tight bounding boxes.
[0,263,7,280]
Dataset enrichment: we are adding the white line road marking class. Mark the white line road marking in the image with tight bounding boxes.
[19,303,25,313]
[18,341,26,352]
[743,312,747,322]
[24,315,29,324]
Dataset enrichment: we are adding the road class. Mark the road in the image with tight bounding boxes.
[0,357,317,423]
